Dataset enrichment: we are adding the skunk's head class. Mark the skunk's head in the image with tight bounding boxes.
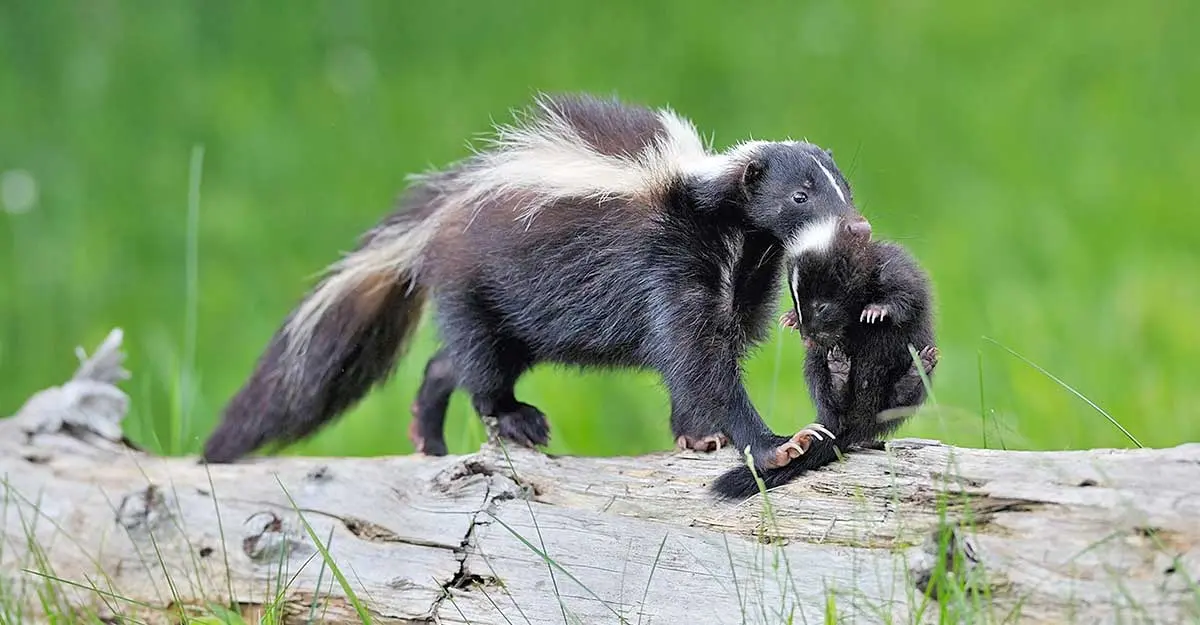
[785,214,875,345]
[736,142,869,243]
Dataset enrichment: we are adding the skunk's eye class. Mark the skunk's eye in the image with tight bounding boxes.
[791,191,808,204]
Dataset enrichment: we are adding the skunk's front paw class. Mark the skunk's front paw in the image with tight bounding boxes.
[767,423,837,468]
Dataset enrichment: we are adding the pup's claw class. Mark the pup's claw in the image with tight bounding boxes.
[861,304,890,324]
[779,310,801,331]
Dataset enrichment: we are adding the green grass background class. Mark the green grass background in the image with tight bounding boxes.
[1,0,1197,460]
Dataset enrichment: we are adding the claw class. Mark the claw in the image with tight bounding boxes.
[779,310,801,331]
[781,441,805,459]
[768,424,837,468]
[675,433,729,453]
[798,422,836,441]
[861,304,889,324]
[918,345,940,375]
[808,423,836,440]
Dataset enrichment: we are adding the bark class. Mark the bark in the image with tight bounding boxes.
[2,329,1197,624]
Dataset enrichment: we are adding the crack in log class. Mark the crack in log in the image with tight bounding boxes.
[21,451,51,464]
[430,476,490,620]
[339,515,460,551]
[426,455,508,621]
[220,498,465,553]
[902,481,1048,527]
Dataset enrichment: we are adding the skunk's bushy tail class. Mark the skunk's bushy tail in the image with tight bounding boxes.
[709,438,846,500]
[201,186,444,464]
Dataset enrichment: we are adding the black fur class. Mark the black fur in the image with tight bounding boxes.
[709,217,938,500]
[202,93,868,471]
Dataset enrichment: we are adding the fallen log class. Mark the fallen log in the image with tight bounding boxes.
[1,329,1197,624]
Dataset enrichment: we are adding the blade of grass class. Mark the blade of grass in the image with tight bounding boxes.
[982,335,1143,448]
[20,569,158,612]
[635,532,667,625]
[977,349,988,449]
[202,463,236,611]
[484,511,627,623]
[180,143,204,452]
[305,526,336,624]
[274,476,372,625]
[492,439,572,624]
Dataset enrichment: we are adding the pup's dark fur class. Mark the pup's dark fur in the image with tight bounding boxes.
[710,216,938,500]
[201,92,869,474]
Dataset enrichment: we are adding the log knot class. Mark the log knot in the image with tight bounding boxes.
[115,484,173,535]
[241,511,312,563]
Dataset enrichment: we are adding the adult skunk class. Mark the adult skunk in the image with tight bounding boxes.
[201,92,870,475]
[710,215,938,500]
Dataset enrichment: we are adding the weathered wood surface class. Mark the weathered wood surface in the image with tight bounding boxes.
[2,330,1198,624]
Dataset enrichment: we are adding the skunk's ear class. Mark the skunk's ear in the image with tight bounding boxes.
[740,159,765,195]
[824,148,835,159]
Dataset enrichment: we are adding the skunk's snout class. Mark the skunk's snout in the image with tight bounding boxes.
[849,217,871,237]
[842,215,872,240]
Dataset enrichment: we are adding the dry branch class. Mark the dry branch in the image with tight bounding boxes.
[2,329,1198,624]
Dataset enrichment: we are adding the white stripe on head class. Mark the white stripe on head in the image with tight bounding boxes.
[784,214,839,258]
[808,154,847,205]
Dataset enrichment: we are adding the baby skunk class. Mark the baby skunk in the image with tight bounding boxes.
[709,215,938,500]
[202,91,872,476]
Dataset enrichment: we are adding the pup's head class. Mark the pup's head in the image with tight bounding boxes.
[785,214,875,346]
[736,142,870,243]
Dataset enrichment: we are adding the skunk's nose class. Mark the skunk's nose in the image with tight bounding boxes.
[846,217,872,239]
